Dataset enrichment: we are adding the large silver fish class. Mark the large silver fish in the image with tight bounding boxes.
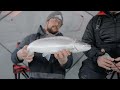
[27,36,91,60]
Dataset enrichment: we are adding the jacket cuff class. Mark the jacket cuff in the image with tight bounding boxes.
[62,59,72,69]
[15,53,24,63]
[92,51,105,64]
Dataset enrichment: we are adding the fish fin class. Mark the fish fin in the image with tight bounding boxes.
[42,53,51,61]
[42,53,49,57]
[45,54,51,61]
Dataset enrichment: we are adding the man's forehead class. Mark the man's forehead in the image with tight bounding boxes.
[49,17,62,22]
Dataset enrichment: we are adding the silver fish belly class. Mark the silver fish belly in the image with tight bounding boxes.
[27,36,91,54]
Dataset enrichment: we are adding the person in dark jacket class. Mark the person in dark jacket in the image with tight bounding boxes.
[78,11,120,79]
[11,11,73,79]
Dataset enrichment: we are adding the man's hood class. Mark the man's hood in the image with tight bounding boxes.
[37,25,46,36]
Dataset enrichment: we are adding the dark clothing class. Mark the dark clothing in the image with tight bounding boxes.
[79,11,120,79]
[79,59,107,79]
[11,25,73,79]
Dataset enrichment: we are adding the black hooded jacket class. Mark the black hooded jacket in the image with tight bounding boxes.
[11,25,73,76]
[82,11,120,63]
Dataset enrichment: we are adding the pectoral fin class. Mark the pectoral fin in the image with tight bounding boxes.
[42,53,51,61]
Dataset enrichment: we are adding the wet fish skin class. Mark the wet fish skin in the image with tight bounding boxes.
[27,36,91,55]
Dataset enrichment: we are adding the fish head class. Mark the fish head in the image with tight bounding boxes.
[73,41,91,53]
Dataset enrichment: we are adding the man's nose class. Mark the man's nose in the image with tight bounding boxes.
[52,26,58,29]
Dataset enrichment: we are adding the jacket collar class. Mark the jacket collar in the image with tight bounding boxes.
[37,25,46,36]
[97,11,120,17]
[97,11,106,16]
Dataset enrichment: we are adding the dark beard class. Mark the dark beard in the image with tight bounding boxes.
[47,27,58,34]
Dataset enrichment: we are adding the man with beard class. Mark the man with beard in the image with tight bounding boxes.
[78,11,120,79]
[11,11,73,79]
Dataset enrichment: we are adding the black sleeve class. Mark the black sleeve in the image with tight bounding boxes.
[62,54,73,69]
[11,35,33,64]
[82,17,104,63]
